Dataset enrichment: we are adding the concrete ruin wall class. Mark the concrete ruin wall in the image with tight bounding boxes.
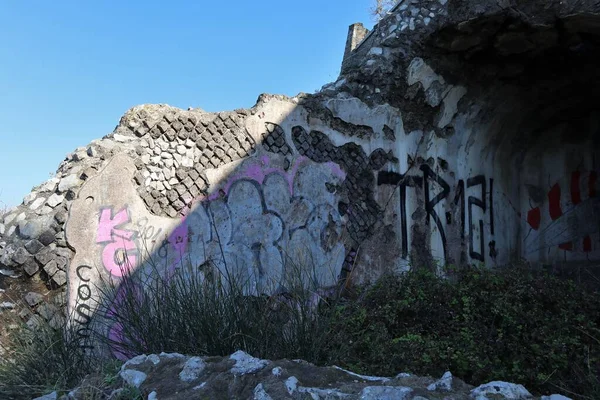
[1,0,599,341]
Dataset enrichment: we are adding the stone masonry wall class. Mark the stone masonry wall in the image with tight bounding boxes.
[1,0,599,348]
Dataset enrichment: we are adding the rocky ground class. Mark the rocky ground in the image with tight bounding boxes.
[33,351,570,400]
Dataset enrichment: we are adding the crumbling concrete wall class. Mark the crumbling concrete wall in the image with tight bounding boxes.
[1,0,599,344]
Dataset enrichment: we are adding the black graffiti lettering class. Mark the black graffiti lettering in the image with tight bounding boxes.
[421,165,451,258]
[378,169,494,263]
[78,284,92,301]
[76,327,95,350]
[489,178,495,236]
[467,176,486,262]
[75,303,92,325]
[377,170,402,185]
[376,171,415,258]
[76,265,92,282]
[453,180,465,239]
[158,240,169,258]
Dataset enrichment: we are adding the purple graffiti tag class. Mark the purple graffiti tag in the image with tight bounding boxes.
[97,207,138,277]
[206,156,344,201]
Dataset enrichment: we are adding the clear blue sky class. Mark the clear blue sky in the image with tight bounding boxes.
[0,1,373,208]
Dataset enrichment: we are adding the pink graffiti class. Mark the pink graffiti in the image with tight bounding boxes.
[97,208,133,242]
[207,156,346,200]
[97,207,137,277]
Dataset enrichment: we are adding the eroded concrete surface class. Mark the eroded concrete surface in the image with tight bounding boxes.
[0,0,599,351]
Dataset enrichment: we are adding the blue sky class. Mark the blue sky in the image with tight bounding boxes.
[0,1,373,208]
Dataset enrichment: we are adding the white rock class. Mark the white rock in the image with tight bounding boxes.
[541,395,572,400]
[39,178,59,192]
[119,369,147,388]
[230,350,268,376]
[0,224,4,235]
[285,376,298,395]
[271,367,283,376]
[23,192,38,205]
[122,354,148,368]
[46,193,65,208]
[439,0,448,4]
[147,354,161,365]
[113,134,132,142]
[147,391,158,400]
[29,197,46,210]
[427,371,453,391]
[253,383,273,400]
[58,174,81,192]
[37,205,54,215]
[158,140,170,151]
[471,381,532,399]
[359,386,413,400]
[181,157,194,168]
[179,356,206,382]
[396,372,412,378]
[3,213,16,225]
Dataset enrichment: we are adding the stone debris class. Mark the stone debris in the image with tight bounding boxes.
[179,356,206,382]
[118,369,147,388]
[51,352,573,400]
[427,371,453,391]
[230,350,269,376]
[470,381,533,399]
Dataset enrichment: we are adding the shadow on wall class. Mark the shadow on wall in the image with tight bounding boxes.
[63,97,400,358]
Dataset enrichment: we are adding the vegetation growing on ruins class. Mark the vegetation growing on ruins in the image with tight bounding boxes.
[1,261,599,399]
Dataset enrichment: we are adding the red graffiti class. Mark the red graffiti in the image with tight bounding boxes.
[97,207,137,276]
[527,207,541,230]
[548,183,563,220]
[526,170,599,253]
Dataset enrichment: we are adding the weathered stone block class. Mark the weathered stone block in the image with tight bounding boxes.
[23,258,40,276]
[51,271,67,287]
[43,260,59,277]
[24,292,43,307]
[24,240,44,255]
[12,247,31,265]
[38,230,56,246]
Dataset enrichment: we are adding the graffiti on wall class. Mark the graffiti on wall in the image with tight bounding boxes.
[525,170,599,256]
[377,165,495,264]
[68,154,347,355]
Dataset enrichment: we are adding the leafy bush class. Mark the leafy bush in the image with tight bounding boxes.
[321,265,600,398]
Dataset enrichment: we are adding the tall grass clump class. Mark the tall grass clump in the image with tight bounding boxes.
[94,253,341,363]
[0,318,98,399]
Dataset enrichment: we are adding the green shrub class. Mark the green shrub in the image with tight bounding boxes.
[321,265,600,398]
